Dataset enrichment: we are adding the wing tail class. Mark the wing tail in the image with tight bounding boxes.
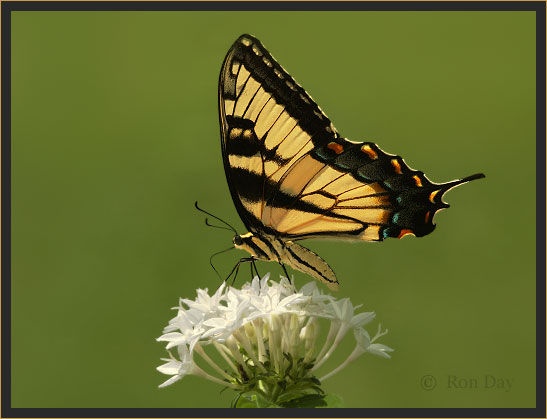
[438,173,486,195]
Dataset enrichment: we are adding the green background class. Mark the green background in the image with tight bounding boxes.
[11,11,536,408]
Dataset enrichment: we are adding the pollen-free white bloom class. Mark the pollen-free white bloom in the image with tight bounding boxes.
[156,274,393,407]
[157,345,197,388]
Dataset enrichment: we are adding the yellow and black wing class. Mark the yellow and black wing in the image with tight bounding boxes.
[219,34,484,242]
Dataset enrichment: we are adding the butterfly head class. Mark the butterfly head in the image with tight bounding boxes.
[233,235,244,247]
[232,232,273,261]
[232,232,253,249]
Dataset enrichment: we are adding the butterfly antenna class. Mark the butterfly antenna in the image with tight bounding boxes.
[195,202,238,235]
[205,218,235,233]
[209,245,235,280]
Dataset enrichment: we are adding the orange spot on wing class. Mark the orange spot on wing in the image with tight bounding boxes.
[425,211,431,223]
[391,159,403,174]
[327,142,344,154]
[413,175,423,187]
[398,229,415,239]
[361,144,378,159]
[429,190,439,203]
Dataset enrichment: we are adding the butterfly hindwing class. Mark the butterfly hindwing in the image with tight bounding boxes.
[261,138,446,242]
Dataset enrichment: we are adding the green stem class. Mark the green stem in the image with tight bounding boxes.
[269,383,282,403]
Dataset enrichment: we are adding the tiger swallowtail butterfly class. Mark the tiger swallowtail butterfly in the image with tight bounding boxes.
[218,34,484,291]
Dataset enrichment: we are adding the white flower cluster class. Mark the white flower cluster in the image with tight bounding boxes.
[157,274,393,390]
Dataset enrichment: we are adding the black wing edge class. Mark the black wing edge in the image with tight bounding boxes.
[218,35,255,232]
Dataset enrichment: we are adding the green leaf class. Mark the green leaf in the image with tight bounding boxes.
[310,385,325,394]
[320,394,345,408]
[275,392,304,404]
[301,376,322,387]
[232,392,281,408]
[303,361,315,370]
[234,398,257,408]
[231,393,243,408]
[283,353,294,372]
[308,377,322,386]
[280,394,327,408]
[254,393,281,408]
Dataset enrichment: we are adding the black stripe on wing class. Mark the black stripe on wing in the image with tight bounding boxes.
[229,168,371,232]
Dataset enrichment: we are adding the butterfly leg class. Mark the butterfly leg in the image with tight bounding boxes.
[226,257,255,286]
[224,261,240,284]
[248,257,255,279]
[279,262,291,284]
[249,261,254,279]
[250,257,260,279]
[232,262,242,286]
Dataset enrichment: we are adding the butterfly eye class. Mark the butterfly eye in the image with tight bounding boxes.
[233,235,243,246]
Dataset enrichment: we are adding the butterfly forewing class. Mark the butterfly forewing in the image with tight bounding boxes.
[219,34,338,233]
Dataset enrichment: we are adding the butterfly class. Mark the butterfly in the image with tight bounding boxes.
[217,34,484,291]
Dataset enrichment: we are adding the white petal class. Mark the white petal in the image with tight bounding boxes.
[212,282,226,301]
[329,298,344,319]
[203,318,228,328]
[299,282,319,296]
[158,374,182,388]
[279,293,305,307]
[186,308,205,324]
[157,332,185,342]
[350,312,376,328]
[354,327,371,349]
[368,343,394,358]
[157,360,182,375]
[251,276,261,294]
[187,335,202,354]
[165,340,187,350]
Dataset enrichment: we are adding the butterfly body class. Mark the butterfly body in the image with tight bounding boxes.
[218,34,484,290]
[233,232,338,290]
